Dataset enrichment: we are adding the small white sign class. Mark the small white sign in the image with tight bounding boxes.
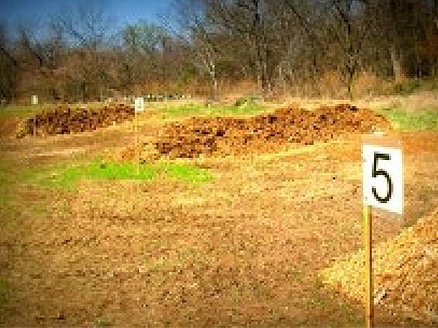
[31,95,38,105]
[134,97,144,113]
[362,142,403,214]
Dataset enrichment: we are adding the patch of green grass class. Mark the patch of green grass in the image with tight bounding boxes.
[85,162,157,181]
[23,161,213,190]
[158,103,205,117]
[162,162,213,185]
[208,103,269,117]
[0,104,49,118]
[95,318,112,328]
[22,164,84,190]
[157,102,270,119]
[380,107,438,130]
[23,162,156,190]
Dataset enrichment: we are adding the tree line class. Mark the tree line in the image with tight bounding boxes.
[1,0,438,104]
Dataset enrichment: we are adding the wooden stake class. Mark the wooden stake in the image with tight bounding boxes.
[135,109,139,175]
[364,205,373,328]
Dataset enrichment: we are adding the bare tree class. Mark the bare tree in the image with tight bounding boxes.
[207,0,274,96]
[364,0,432,82]
[0,23,18,103]
[52,0,113,101]
[16,20,66,101]
[285,0,372,98]
[328,0,372,98]
[169,0,222,99]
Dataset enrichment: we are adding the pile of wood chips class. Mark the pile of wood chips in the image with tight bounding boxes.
[321,208,438,325]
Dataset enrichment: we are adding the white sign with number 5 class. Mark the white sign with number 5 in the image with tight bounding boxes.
[362,143,403,214]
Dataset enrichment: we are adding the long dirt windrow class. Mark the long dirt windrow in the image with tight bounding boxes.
[16,104,134,137]
[154,104,391,158]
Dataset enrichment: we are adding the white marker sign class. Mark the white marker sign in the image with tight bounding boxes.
[362,139,403,214]
[134,97,144,113]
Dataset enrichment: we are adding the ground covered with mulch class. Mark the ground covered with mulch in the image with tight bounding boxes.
[154,104,391,158]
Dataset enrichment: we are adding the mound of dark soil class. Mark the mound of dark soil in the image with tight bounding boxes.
[0,117,22,138]
[17,104,134,137]
[154,104,391,158]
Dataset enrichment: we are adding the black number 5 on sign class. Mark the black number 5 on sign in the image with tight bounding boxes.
[371,152,393,203]
[362,136,403,215]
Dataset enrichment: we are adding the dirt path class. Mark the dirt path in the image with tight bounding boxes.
[0,114,437,327]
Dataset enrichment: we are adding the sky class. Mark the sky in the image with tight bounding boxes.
[0,0,173,31]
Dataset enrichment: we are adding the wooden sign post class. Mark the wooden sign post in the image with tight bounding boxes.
[363,204,373,328]
[134,97,144,175]
[362,134,403,328]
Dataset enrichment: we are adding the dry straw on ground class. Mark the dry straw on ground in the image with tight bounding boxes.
[321,208,438,325]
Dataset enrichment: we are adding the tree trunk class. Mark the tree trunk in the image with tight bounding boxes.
[209,63,218,101]
[346,67,354,100]
[390,45,405,83]
[212,76,218,101]
[278,64,287,95]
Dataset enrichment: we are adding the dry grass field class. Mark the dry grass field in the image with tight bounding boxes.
[0,93,437,327]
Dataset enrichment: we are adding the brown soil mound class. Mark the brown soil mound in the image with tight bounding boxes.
[154,104,391,158]
[17,104,134,137]
[0,117,22,138]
